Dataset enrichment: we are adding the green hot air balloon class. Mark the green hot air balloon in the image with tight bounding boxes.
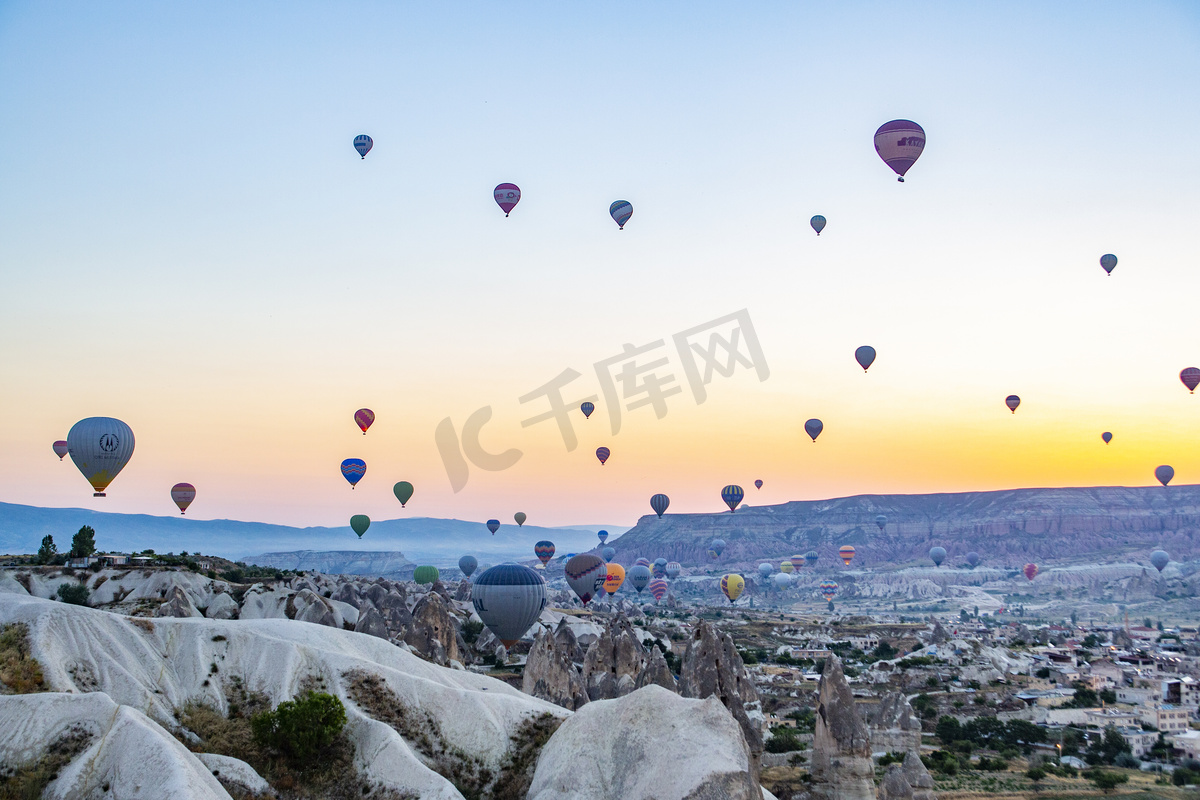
[350,515,371,538]
[413,565,440,585]
[394,481,414,507]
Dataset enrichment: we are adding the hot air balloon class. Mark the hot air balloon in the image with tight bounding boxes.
[533,541,555,565]
[393,481,414,507]
[838,545,856,566]
[819,579,839,602]
[710,539,726,557]
[1181,368,1200,394]
[458,555,478,578]
[665,561,681,579]
[1100,254,1117,275]
[602,546,616,562]
[650,494,670,518]
[1102,432,1113,444]
[754,479,763,490]
[855,346,876,372]
[810,215,826,235]
[874,120,925,182]
[804,551,818,568]
[514,512,527,527]
[414,566,440,585]
[340,458,366,489]
[648,577,668,602]
[52,441,68,460]
[629,564,652,593]
[1156,465,1174,486]
[720,573,745,604]
[1005,395,1020,414]
[171,483,196,515]
[596,447,610,465]
[604,563,626,594]
[805,419,823,442]
[875,514,887,531]
[966,552,980,568]
[597,530,609,544]
[721,485,745,512]
[353,134,373,159]
[67,417,135,497]
[581,401,595,419]
[773,572,793,589]
[780,560,794,574]
[758,562,773,578]
[494,183,521,217]
[565,554,608,605]
[354,408,375,434]
[653,557,668,578]
[1023,563,1038,581]
[487,519,501,535]
[635,558,652,568]
[471,563,547,647]
[929,546,947,567]
[610,200,633,230]
[1150,549,1170,572]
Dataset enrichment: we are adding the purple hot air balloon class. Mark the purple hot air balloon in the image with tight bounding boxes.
[595,446,610,465]
[1005,395,1021,414]
[52,440,69,460]
[1155,465,1174,486]
[1181,368,1200,394]
[486,518,501,535]
[754,479,763,490]
[874,120,925,182]
[804,419,823,442]
[494,183,521,217]
[581,401,595,419]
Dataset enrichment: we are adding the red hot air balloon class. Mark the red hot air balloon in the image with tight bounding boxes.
[52,440,69,460]
[494,183,521,217]
[1005,395,1021,413]
[874,120,925,182]
[171,483,196,514]
[1023,563,1038,581]
[354,408,374,434]
[595,447,610,465]
[1181,368,1200,394]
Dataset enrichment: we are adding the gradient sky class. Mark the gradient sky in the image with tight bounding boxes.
[2,2,1199,530]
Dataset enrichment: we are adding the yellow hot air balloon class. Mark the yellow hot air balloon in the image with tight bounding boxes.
[780,560,795,574]
[604,563,626,595]
[720,573,744,604]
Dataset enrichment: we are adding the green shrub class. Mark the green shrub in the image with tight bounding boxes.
[251,691,347,764]
[55,583,90,606]
[1174,767,1197,786]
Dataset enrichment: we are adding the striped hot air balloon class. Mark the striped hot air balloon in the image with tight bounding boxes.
[171,483,196,514]
[354,408,374,434]
[1100,253,1117,275]
[487,519,501,535]
[596,447,610,465]
[791,554,806,568]
[635,558,652,568]
[1023,563,1039,581]
[494,183,521,216]
[581,401,595,419]
[804,551,818,568]
[353,134,373,159]
[648,577,668,602]
[665,561,681,579]
[650,494,670,518]
[874,120,925,182]
[534,540,555,565]
[838,545,856,566]
[1181,368,1200,394]
[780,560,794,574]
[1006,395,1021,413]
[340,458,366,488]
[565,554,607,605]
[471,564,546,647]
[819,580,839,602]
[52,440,68,460]
[413,566,440,585]
[609,200,633,229]
[721,485,745,512]
[653,557,668,578]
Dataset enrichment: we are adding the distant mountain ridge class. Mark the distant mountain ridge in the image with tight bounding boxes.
[605,485,1200,569]
[241,550,415,576]
[0,502,616,565]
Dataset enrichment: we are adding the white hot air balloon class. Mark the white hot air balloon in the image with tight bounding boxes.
[67,417,135,497]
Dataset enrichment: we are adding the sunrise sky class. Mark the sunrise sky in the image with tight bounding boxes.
[2,2,1199,529]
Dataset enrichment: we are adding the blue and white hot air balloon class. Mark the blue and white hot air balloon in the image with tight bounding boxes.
[610,200,633,230]
[353,135,373,159]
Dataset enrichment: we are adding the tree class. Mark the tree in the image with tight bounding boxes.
[251,691,346,764]
[936,715,962,745]
[1157,620,1165,632]
[69,525,96,558]
[1070,610,1078,626]
[1086,727,1131,765]
[1087,770,1128,794]
[56,583,90,606]
[1036,666,1052,679]
[1100,688,1116,704]
[36,535,57,564]
[1026,767,1047,792]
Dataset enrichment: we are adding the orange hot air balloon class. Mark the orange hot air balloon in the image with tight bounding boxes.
[604,563,626,595]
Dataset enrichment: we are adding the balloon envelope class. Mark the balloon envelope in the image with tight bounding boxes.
[353,134,373,158]
[52,440,68,460]
[874,119,925,181]
[1005,395,1020,413]
[758,562,773,578]
[393,481,414,507]
[565,554,607,605]
[458,555,478,578]
[471,564,546,647]
[819,580,839,601]
[414,566,440,585]
[609,200,633,229]
[966,551,981,568]
[534,540,555,565]
[1150,550,1169,572]
[804,551,818,567]
[650,494,670,518]
[1181,368,1200,393]
[494,183,521,216]
[1023,563,1038,581]
[721,485,744,512]
[720,574,745,603]
[648,577,668,601]
[1156,465,1174,486]
[604,563,626,594]
[838,545,856,566]
[635,558,652,568]
[929,546,947,567]
[487,519,501,535]
[710,539,726,557]
[780,560,794,574]
[1100,253,1117,275]
[628,564,652,593]
[354,408,374,434]
[340,459,366,488]
[665,561,681,579]
[171,483,196,514]
[804,419,823,441]
[581,401,595,419]
[67,417,135,497]
[597,530,609,544]
[810,215,826,235]
[602,546,616,562]
[754,479,763,490]
[773,572,793,589]
[875,514,887,531]
[596,447,610,465]
[653,557,668,578]
[1102,432,1112,444]
[514,512,527,527]
[855,346,876,372]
